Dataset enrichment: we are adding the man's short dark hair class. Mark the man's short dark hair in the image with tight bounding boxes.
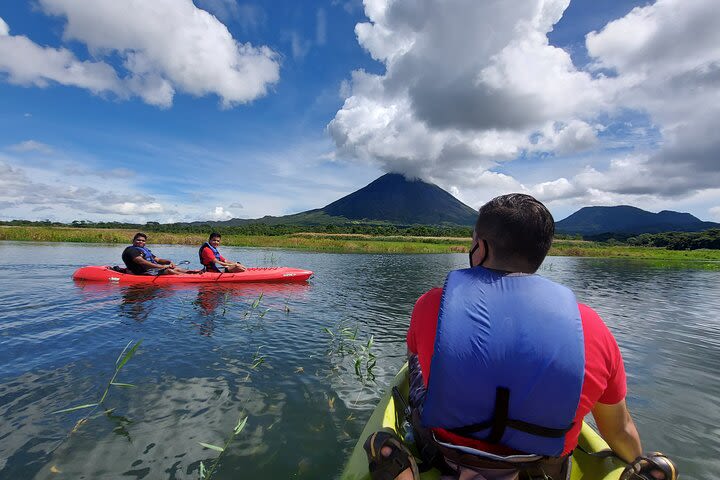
[474,194,554,272]
[133,232,147,241]
[209,232,221,241]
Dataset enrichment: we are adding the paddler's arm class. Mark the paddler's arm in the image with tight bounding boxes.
[133,255,172,269]
[591,399,642,463]
[154,257,176,268]
[217,258,247,271]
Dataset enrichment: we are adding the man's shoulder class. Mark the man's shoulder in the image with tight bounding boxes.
[122,245,140,255]
[578,303,610,331]
[578,303,621,354]
[414,287,443,310]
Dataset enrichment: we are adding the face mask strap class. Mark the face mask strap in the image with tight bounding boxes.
[469,239,489,268]
[479,239,489,266]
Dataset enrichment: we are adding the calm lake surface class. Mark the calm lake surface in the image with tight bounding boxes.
[0,242,718,479]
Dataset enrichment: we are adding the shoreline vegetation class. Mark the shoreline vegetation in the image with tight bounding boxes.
[2,226,720,267]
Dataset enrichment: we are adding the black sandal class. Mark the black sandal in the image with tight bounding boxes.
[620,452,678,480]
[363,430,420,480]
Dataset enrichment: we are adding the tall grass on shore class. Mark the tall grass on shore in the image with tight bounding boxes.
[3,225,720,263]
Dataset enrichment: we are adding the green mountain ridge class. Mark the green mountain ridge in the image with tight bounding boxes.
[555,205,720,236]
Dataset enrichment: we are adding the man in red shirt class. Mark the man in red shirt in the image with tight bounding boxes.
[378,194,665,480]
[199,233,247,273]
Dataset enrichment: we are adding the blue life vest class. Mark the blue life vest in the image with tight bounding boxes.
[199,242,222,272]
[134,245,155,262]
[421,267,585,457]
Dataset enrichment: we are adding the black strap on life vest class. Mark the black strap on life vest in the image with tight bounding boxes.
[448,387,574,442]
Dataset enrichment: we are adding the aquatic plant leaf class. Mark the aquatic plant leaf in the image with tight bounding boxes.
[71,418,88,433]
[110,382,136,388]
[234,416,248,435]
[251,292,264,309]
[322,327,334,337]
[199,461,206,479]
[117,340,142,371]
[115,340,134,366]
[198,442,224,452]
[52,403,98,414]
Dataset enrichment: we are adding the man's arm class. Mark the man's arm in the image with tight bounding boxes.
[132,255,170,269]
[591,399,642,463]
[152,256,175,267]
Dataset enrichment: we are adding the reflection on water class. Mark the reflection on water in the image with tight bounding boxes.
[0,242,718,479]
[119,286,164,323]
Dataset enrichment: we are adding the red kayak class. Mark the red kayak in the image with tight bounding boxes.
[73,265,313,284]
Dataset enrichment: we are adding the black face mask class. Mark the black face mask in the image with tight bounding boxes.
[469,239,489,268]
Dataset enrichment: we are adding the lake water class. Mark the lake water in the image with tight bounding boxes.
[0,242,718,479]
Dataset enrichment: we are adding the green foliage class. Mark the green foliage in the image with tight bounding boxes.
[198,414,248,480]
[53,340,142,436]
[626,229,720,250]
[324,323,377,383]
[0,218,473,238]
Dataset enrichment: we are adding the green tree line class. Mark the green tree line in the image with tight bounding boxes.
[626,229,720,250]
[0,219,473,238]
[4,220,719,249]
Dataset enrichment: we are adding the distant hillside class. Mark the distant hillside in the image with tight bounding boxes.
[211,173,478,227]
[556,206,720,235]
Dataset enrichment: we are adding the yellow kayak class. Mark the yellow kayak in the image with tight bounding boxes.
[341,363,626,480]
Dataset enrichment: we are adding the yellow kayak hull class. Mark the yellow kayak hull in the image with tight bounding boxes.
[341,364,625,480]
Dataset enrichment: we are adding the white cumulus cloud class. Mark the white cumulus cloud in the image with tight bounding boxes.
[709,206,720,221]
[207,206,234,221]
[583,0,720,195]
[7,140,54,154]
[0,0,280,108]
[330,0,720,211]
[0,17,122,95]
[329,0,614,189]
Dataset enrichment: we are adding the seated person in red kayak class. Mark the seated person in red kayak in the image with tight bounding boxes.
[367,194,676,480]
[199,233,247,273]
[122,232,193,275]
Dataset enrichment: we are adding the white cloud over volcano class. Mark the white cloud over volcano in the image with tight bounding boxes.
[329,0,720,212]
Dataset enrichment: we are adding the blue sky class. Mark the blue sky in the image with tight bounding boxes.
[1,0,719,223]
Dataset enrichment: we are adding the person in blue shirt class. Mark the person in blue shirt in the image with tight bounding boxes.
[121,232,192,275]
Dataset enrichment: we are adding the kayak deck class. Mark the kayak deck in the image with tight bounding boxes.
[72,265,313,284]
[341,364,625,480]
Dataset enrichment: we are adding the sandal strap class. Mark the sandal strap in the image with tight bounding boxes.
[364,431,420,480]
